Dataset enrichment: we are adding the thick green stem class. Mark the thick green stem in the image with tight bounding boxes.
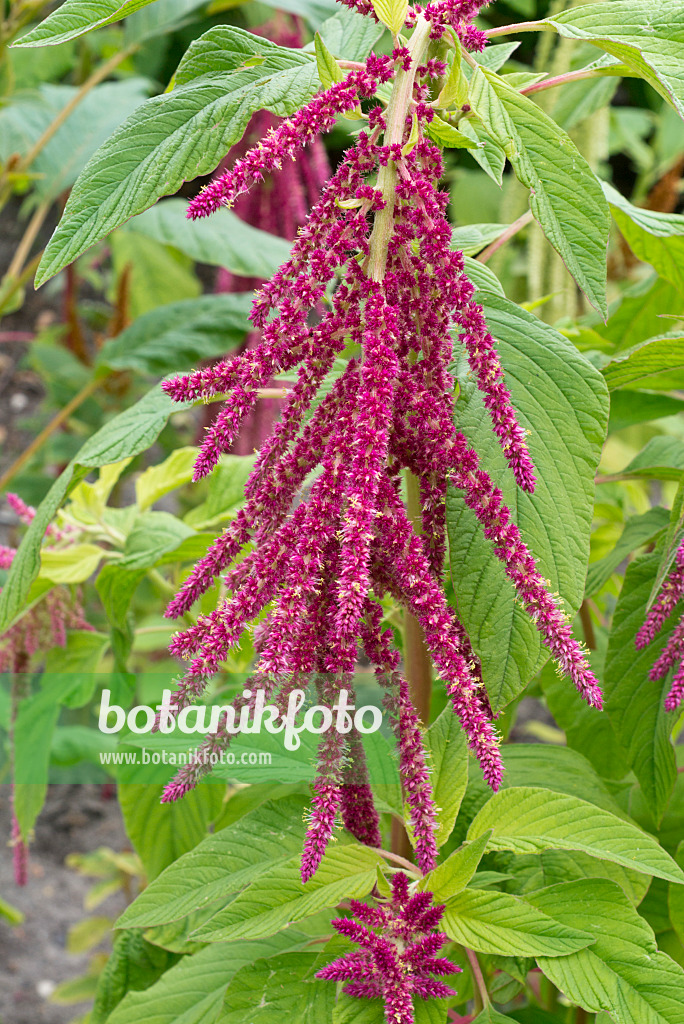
[366,15,432,282]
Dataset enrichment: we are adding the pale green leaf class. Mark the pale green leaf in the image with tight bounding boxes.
[468,786,684,883]
[370,0,407,35]
[585,506,670,597]
[97,293,251,376]
[601,334,684,392]
[446,295,608,711]
[419,830,492,901]
[191,844,381,942]
[451,223,509,257]
[38,542,104,583]
[314,31,343,89]
[547,0,684,120]
[136,448,198,511]
[441,887,594,957]
[129,200,293,280]
[117,797,309,929]
[427,114,478,149]
[604,181,684,294]
[424,705,468,846]
[469,68,610,314]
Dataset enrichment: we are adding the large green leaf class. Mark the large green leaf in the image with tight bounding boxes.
[424,705,468,846]
[106,934,309,1024]
[97,293,251,376]
[546,0,684,120]
[0,80,150,203]
[128,199,293,280]
[314,5,385,61]
[36,29,318,286]
[468,786,684,883]
[117,796,308,929]
[504,847,651,908]
[604,181,684,294]
[441,887,594,957]
[603,551,678,822]
[602,334,684,392]
[218,951,332,1024]
[585,507,670,596]
[91,932,179,1024]
[191,844,381,942]
[0,387,176,634]
[118,781,224,880]
[469,69,610,314]
[446,294,609,711]
[419,831,492,901]
[14,0,198,45]
[604,436,684,483]
[529,878,684,1024]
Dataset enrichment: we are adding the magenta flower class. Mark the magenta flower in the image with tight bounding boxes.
[160,23,601,880]
[316,871,460,1024]
[635,539,684,712]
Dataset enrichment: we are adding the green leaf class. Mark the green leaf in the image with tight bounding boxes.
[608,391,684,433]
[603,551,678,822]
[585,506,670,596]
[424,705,468,846]
[419,830,492,901]
[0,386,176,635]
[118,511,195,570]
[604,181,684,295]
[472,1010,517,1024]
[606,436,684,482]
[36,29,318,286]
[648,473,684,611]
[370,0,407,35]
[106,934,310,1024]
[468,786,684,883]
[446,295,609,711]
[427,114,479,149]
[117,797,309,930]
[437,48,468,109]
[183,455,257,530]
[110,230,201,319]
[0,896,24,925]
[603,275,683,353]
[602,334,684,391]
[314,31,343,89]
[91,931,179,1024]
[0,80,150,204]
[37,542,104,583]
[505,848,650,909]
[129,199,292,280]
[96,564,146,626]
[136,447,197,511]
[669,842,684,948]
[118,782,224,881]
[123,0,211,44]
[15,0,189,45]
[218,951,330,1024]
[451,223,509,257]
[469,69,610,315]
[528,878,684,1024]
[441,887,595,957]
[315,6,385,62]
[546,0,684,120]
[458,118,506,185]
[97,293,251,376]
[462,256,505,297]
[191,844,381,942]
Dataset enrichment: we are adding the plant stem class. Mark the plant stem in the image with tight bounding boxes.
[366,15,432,282]
[466,947,490,1011]
[484,19,549,37]
[5,201,50,282]
[477,210,533,264]
[370,847,422,875]
[579,600,596,650]
[0,372,107,492]
[521,67,614,96]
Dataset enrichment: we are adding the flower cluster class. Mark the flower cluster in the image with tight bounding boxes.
[316,871,459,1024]
[161,17,601,882]
[635,538,684,712]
